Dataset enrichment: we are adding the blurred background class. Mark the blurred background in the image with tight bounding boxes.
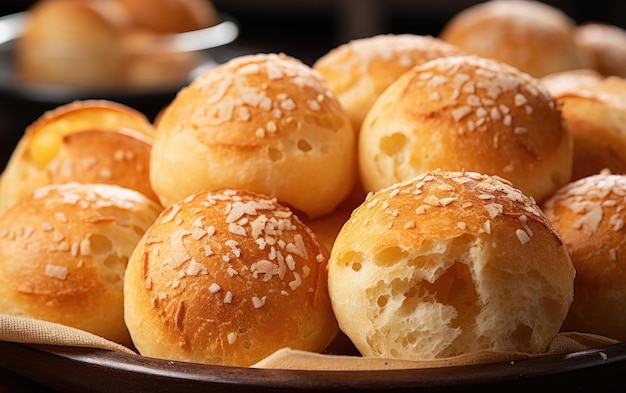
[1,0,626,172]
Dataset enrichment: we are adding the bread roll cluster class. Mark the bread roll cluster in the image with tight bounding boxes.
[3,0,626,369]
[17,0,219,89]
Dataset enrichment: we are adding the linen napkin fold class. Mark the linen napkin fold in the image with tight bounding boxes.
[0,314,136,355]
[0,313,620,370]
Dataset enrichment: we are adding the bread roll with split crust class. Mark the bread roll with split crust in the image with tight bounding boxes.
[0,100,156,214]
[328,170,575,360]
[151,53,356,218]
[124,189,338,366]
[0,182,162,346]
[440,0,591,78]
[313,34,464,135]
[547,76,626,181]
[542,172,626,341]
[358,55,572,202]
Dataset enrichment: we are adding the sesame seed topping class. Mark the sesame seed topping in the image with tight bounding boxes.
[45,264,69,280]
[516,229,531,244]
[252,296,267,308]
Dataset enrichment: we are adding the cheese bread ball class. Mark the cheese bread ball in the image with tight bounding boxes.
[543,173,626,340]
[359,55,572,202]
[151,53,356,219]
[124,189,338,366]
[313,34,464,135]
[328,171,574,360]
[547,76,626,181]
[440,0,591,77]
[0,182,162,346]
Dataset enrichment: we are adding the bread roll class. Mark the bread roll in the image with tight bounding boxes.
[542,172,626,341]
[17,0,129,87]
[313,34,464,135]
[0,182,162,346]
[540,69,604,97]
[574,23,626,78]
[119,0,218,34]
[328,170,575,360]
[358,55,572,202]
[151,53,356,218]
[0,100,156,214]
[440,0,591,77]
[548,76,626,181]
[124,189,338,366]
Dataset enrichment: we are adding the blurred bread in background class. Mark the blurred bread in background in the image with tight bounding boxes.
[440,0,592,77]
[573,22,626,78]
[120,0,218,34]
[16,0,219,89]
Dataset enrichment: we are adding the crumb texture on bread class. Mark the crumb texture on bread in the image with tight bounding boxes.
[328,171,574,360]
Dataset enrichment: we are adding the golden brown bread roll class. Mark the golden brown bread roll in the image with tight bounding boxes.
[328,170,575,360]
[358,55,573,202]
[542,172,626,341]
[440,0,592,77]
[0,100,157,214]
[124,188,338,366]
[0,182,162,346]
[574,23,626,78]
[313,34,464,135]
[151,53,356,219]
[548,76,626,181]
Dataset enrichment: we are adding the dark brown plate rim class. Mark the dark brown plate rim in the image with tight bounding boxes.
[2,340,626,392]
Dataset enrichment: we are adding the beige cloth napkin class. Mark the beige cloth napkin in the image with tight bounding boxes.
[0,313,620,370]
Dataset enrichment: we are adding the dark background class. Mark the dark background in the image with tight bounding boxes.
[1,0,626,173]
